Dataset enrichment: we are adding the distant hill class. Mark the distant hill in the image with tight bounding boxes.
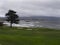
[0,16,60,21]
[0,17,6,22]
[19,16,60,21]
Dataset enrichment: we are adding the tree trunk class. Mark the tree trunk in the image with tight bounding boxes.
[10,23,12,28]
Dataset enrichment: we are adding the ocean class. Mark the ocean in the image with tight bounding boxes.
[3,20,60,29]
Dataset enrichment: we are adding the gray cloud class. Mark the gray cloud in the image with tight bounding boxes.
[0,0,60,17]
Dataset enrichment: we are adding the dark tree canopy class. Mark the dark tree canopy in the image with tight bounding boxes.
[5,10,19,27]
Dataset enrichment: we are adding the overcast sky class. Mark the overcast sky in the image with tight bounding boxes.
[0,0,60,17]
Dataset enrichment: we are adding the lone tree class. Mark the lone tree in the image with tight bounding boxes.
[5,10,19,28]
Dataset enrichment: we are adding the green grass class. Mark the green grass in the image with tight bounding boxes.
[0,27,60,45]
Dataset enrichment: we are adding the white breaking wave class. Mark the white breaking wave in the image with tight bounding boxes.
[3,21,35,27]
[3,20,60,29]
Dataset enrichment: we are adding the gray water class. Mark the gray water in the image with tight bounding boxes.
[4,20,60,29]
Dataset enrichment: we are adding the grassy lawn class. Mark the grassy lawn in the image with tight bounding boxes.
[0,27,60,45]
